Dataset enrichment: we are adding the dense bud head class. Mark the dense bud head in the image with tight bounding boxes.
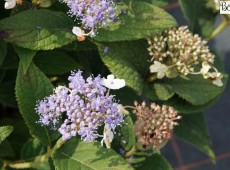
[133,101,181,150]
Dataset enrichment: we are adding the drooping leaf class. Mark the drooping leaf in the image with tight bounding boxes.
[16,62,59,146]
[174,112,215,162]
[0,41,7,65]
[34,51,81,75]
[0,9,75,50]
[52,138,134,170]
[0,126,13,144]
[179,0,217,38]
[14,46,37,75]
[96,40,150,94]
[95,1,177,42]
[132,152,172,170]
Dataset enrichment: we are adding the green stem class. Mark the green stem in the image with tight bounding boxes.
[125,146,136,158]
[207,20,229,41]
[5,138,64,169]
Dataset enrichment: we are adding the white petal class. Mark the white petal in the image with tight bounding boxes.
[101,75,125,89]
[212,78,223,87]
[103,124,114,149]
[200,62,211,75]
[118,104,129,115]
[4,0,16,9]
[157,71,165,79]
[107,74,115,80]
[72,27,84,37]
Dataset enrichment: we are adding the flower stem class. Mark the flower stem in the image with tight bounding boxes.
[207,20,229,41]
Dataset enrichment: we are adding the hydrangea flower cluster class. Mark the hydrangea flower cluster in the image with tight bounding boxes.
[133,101,181,150]
[147,26,223,86]
[62,0,117,36]
[35,70,124,144]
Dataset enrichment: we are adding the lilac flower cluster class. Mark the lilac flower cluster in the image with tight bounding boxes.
[62,0,117,31]
[35,70,123,142]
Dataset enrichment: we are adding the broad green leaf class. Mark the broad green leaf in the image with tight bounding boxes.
[96,40,150,94]
[0,80,17,107]
[34,51,81,75]
[174,112,215,162]
[0,126,13,143]
[114,115,136,151]
[179,0,217,38]
[20,138,46,160]
[0,45,19,70]
[14,46,37,75]
[0,140,15,157]
[154,83,174,100]
[16,62,59,146]
[52,138,134,170]
[95,1,177,42]
[133,0,175,7]
[153,74,227,105]
[0,9,75,50]
[132,152,172,170]
[111,87,142,106]
[0,41,7,65]
[165,95,219,114]
[0,118,30,156]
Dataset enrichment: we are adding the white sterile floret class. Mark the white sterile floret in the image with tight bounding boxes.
[72,26,85,37]
[101,124,114,149]
[150,61,169,79]
[4,0,16,9]
[212,72,223,87]
[101,75,125,90]
[118,104,129,115]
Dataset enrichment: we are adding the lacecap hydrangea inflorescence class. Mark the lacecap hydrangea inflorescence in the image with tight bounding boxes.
[35,70,125,147]
[147,26,223,86]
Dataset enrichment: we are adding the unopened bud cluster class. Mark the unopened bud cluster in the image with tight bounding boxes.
[147,26,223,86]
[133,101,181,150]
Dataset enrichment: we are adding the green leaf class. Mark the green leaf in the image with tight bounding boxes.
[154,83,174,100]
[16,62,59,146]
[114,115,136,151]
[0,118,30,156]
[0,80,17,107]
[111,87,142,106]
[52,138,134,170]
[96,40,150,94]
[0,126,13,144]
[20,138,46,160]
[165,95,218,114]
[132,152,172,170]
[0,9,75,50]
[34,51,81,75]
[133,0,175,7]
[174,112,215,162]
[0,41,7,65]
[0,140,15,157]
[0,45,19,70]
[178,0,217,38]
[14,46,37,75]
[95,1,177,42]
[153,74,227,105]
